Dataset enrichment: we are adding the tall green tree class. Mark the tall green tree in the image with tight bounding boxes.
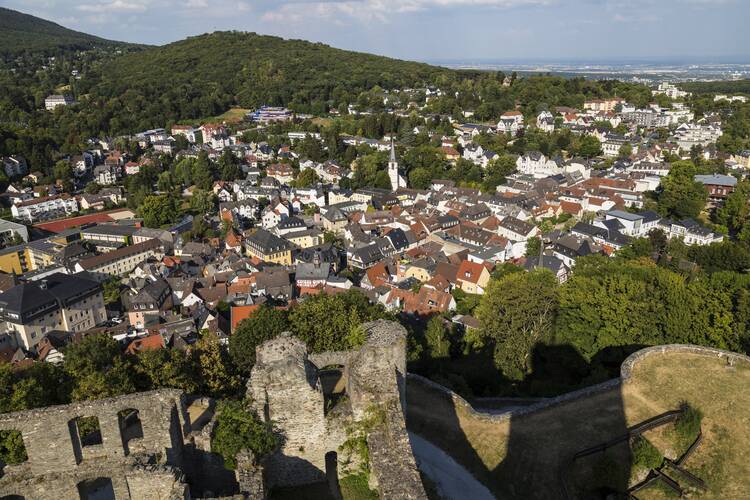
[288,291,390,352]
[139,194,180,228]
[425,316,451,360]
[211,400,277,469]
[62,334,136,401]
[230,306,290,374]
[476,270,559,380]
[657,161,707,219]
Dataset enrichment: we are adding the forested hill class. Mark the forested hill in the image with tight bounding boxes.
[0,7,136,57]
[84,31,465,132]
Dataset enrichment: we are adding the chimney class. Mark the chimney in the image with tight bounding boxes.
[313,250,321,269]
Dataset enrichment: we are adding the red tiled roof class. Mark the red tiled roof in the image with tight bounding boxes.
[230,304,260,332]
[125,334,165,355]
[457,260,486,285]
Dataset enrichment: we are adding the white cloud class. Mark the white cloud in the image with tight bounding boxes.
[76,0,148,13]
[259,0,554,24]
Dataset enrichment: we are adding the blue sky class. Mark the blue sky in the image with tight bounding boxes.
[3,0,747,62]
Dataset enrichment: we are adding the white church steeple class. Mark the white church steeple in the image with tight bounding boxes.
[388,139,400,192]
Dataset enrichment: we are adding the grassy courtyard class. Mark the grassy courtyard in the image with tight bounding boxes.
[405,350,750,499]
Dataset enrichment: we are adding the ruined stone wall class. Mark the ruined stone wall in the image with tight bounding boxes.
[0,462,189,500]
[0,389,190,499]
[247,320,427,499]
[407,343,750,426]
[247,333,348,489]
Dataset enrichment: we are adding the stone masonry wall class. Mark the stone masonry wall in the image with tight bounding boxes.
[248,333,348,489]
[0,389,190,499]
[246,320,427,499]
[407,343,750,426]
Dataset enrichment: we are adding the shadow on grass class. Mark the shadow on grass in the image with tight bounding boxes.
[407,343,637,499]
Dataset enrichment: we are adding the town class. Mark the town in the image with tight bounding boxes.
[1,5,750,500]
[1,85,744,354]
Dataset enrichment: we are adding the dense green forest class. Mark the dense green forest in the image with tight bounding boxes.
[82,31,463,130]
[0,7,137,58]
[681,79,750,95]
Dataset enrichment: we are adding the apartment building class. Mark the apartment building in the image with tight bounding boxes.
[11,195,79,223]
[0,272,105,351]
[74,238,163,280]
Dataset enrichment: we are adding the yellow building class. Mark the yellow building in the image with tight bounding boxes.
[244,228,293,265]
[0,240,61,274]
[284,229,323,249]
[0,246,27,274]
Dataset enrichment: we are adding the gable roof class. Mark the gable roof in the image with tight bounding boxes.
[457,260,487,285]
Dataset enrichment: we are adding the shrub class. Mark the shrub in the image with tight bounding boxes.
[340,473,378,500]
[0,430,27,464]
[339,405,386,474]
[631,436,663,471]
[211,400,277,469]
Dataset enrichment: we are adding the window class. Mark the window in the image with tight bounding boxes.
[72,416,102,449]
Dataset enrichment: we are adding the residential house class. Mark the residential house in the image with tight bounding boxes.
[456,260,491,295]
[127,279,173,329]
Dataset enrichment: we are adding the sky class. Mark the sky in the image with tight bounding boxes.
[3,0,748,63]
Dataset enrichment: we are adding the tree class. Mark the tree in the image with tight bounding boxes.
[62,334,136,401]
[657,161,707,219]
[715,181,750,233]
[174,157,195,186]
[525,236,541,257]
[157,171,174,192]
[288,291,390,352]
[190,189,217,214]
[576,135,602,158]
[482,154,517,192]
[193,151,215,190]
[291,168,320,188]
[230,306,289,374]
[618,143,633,159]
[425,316,451,360]
[297,135,326,162]
[0,430,27,465]
[84,182,101,194]
[218,149,242,181]
[134,348,199,393]
[193,333,242,398]
[102,277,122,305]
[53,160,72,181]
[139,194,180,228]
[211,400,277,469]
[408,167,432,189]
[476,270,559,380]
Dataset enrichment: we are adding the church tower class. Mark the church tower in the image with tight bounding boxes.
[388,139,400,192]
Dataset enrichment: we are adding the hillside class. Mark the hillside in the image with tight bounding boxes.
[0,7,136,57]
[84,31,464,132]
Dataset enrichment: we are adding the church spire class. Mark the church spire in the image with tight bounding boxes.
[388,138,400,192]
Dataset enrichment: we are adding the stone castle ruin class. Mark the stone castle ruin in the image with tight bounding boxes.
[0,320,427,499]
[248,320,426,498]
[0,390,191,499]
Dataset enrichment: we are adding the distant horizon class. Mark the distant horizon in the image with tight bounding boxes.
[428,57,750,66]
[2,0,747,63]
